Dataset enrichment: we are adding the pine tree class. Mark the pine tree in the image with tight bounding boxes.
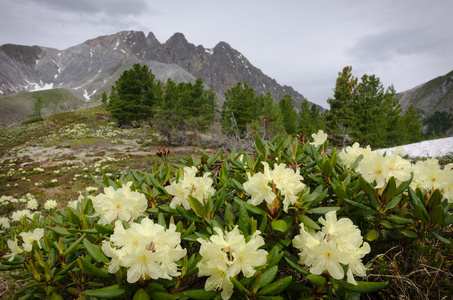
[279,94,298,135]
[221,82,259,137]
[107,64,162,126]
[354,75,401,147]
[325,66,358,146]
[401,105,422,143]
[30,95,46,117]
[299,99,314,137]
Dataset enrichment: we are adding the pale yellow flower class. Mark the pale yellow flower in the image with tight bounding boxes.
[91,182,147,225]
[165,166,215,209]
[5,237,23,261]
[20,228,44,252]
[310,130,328,147]
[197,226,268,300]
[356,151,389,188]
[103,218,186,283]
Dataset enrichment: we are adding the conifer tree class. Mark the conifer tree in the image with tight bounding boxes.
[325,66,358,146]
[401,104,422,143]
[279,94,298,135]
[299,99,314,136]
[354,74,401,147]
[107,64,162,126]
[221,82,259,137]
[30,95,46,117]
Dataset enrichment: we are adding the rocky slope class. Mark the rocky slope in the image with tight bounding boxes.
[396,69,453,116]
[0,30,312,127]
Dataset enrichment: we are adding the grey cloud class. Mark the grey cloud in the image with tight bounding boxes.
[23,0,152,16]
[349,26,450,62]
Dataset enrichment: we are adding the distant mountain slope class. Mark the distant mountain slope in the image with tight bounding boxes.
[397,69,453,116]
[0,30,312,127]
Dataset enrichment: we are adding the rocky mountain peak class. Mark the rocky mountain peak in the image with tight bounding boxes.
[0,44,43,67]
[0,30,318,127]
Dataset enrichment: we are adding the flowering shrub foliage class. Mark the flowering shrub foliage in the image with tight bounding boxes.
[0,132,452,299]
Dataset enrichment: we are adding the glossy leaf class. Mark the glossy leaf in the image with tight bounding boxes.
[338,280,388,293]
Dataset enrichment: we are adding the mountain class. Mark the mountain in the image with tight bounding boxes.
[0,30,311,127]
[397,69,453,117]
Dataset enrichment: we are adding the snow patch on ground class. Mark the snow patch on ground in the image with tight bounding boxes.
[29,82,54,92]
[378,137,453,158]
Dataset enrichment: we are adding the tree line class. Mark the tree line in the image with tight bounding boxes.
[106,63,424,148]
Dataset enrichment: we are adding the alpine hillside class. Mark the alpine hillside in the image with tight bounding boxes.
[0,30,310,127]
[397,69,453,116]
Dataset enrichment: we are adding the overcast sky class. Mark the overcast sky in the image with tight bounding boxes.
[1,0,452,108]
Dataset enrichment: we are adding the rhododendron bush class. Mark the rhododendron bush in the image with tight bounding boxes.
[1,133,452,299]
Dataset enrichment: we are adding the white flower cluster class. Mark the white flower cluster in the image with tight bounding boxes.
[90,182,147,225]
[339,143,453,202]
[292,211,370,285]
[411,158,453,201]
[197,226,268,300]
[165,166,215,210]
[5,228,44,261]
[0,217,10,229]
[310,130,328,147]
[102,218,186,283]
[44,199,58,210]
[338,142,372,168]
[243,162,305,212]
[11,209,36,222]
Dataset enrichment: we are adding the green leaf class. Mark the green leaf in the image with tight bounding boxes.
[257,276,292,296]
[365,229,379,242]
[77,256,111,279]
[395,172,413,195]
[66,208,81,225]
[63,233,86,257]
[94,223,114,235]
[234,197,266,216]
[83,284,128,298]
[260,266,278,287]
[176,205,203,223]
[183,289,220,299]
[344,199,372,211]
[271,218,292,233]
[188,195,206,218]
[238,202,250,236]
[384,195,402,210]
[267,251,284,269]
[207,150,221,164]
[382,177,397,202]
[322,160,332,177]
[307,274,326,286]
[91,174,107,188]
[400,229,418,238]
[149,291,179,300]
[334,185,348,201]
[429,205,444,225]
[230,276,251,295]
[414,204,428,224]
[429,231,451,244]
[254,133,267,156]
[47,226,71,236]
[307,207,340,214]
[427,189,442,211]
[83,239,110,264]
[338,280,388,293]
[298,214,321,230]
[387,215,412,225]
[444,215,453,225]
[408,187,424,209]
[133,289,150,300]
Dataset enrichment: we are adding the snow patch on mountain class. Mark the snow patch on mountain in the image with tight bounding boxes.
[378,137,453,158]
